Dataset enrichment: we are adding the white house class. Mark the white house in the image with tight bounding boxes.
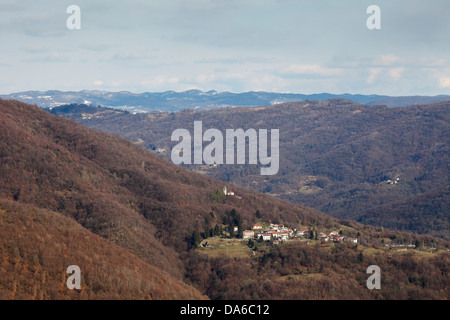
[318,233,329,242]
[344,237,358,244]
[296,229,309,237]
[243,230,254,239]
[223,185,235,196]
[271,231,279,239]
[279,233,289,241]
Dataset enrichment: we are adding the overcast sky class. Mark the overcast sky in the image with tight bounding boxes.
[1,0,450,95]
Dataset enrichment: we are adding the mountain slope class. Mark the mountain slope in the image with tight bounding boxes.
[0,200,206,300]
[357,186,450,239]
[72,99,450,240]
[0,98,337,298]
[1,99,448,300]
[0,99,332,249]
[0,99,184,277]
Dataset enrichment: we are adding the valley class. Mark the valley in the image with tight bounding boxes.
[0,99,448,300]
[65,99,450,241]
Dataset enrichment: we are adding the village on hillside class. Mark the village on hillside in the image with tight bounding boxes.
[240,223,357,245]
[196,219,361,260]
[199,186,435,255]
[188,188,442,261]
[200,186,359,248]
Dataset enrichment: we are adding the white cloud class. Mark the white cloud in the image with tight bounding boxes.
[389,68,405,81]
[21,52,68,63]
[141,76,180,87]
[374,54,401,66]
[367,68,382,84]
[438,76,450,88]
[224,72,247,80]
[247,74,289,92]
[282,64,341,76]
[196,74,216,83]
[22,45,47,53]
[1,1,450,95]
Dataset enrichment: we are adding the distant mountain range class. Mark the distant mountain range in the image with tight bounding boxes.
[2,89,450,112]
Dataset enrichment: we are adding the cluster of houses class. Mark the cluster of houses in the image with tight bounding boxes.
[318,231,358,244]
[223,186,234,196]
[243,223,296,243]
[222,186,242,199]
[385,177,400,185]
[241,224,357,245]
[242,224,306,243]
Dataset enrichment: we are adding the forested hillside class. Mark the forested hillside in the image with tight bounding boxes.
[1,99,448,300]
[73,99,450,240]
[0,200,206,300]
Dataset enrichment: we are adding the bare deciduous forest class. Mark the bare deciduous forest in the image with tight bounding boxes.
[72,99,450,241]
[1,99,449,300]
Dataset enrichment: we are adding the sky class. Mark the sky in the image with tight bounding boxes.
[1,0,450,96]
